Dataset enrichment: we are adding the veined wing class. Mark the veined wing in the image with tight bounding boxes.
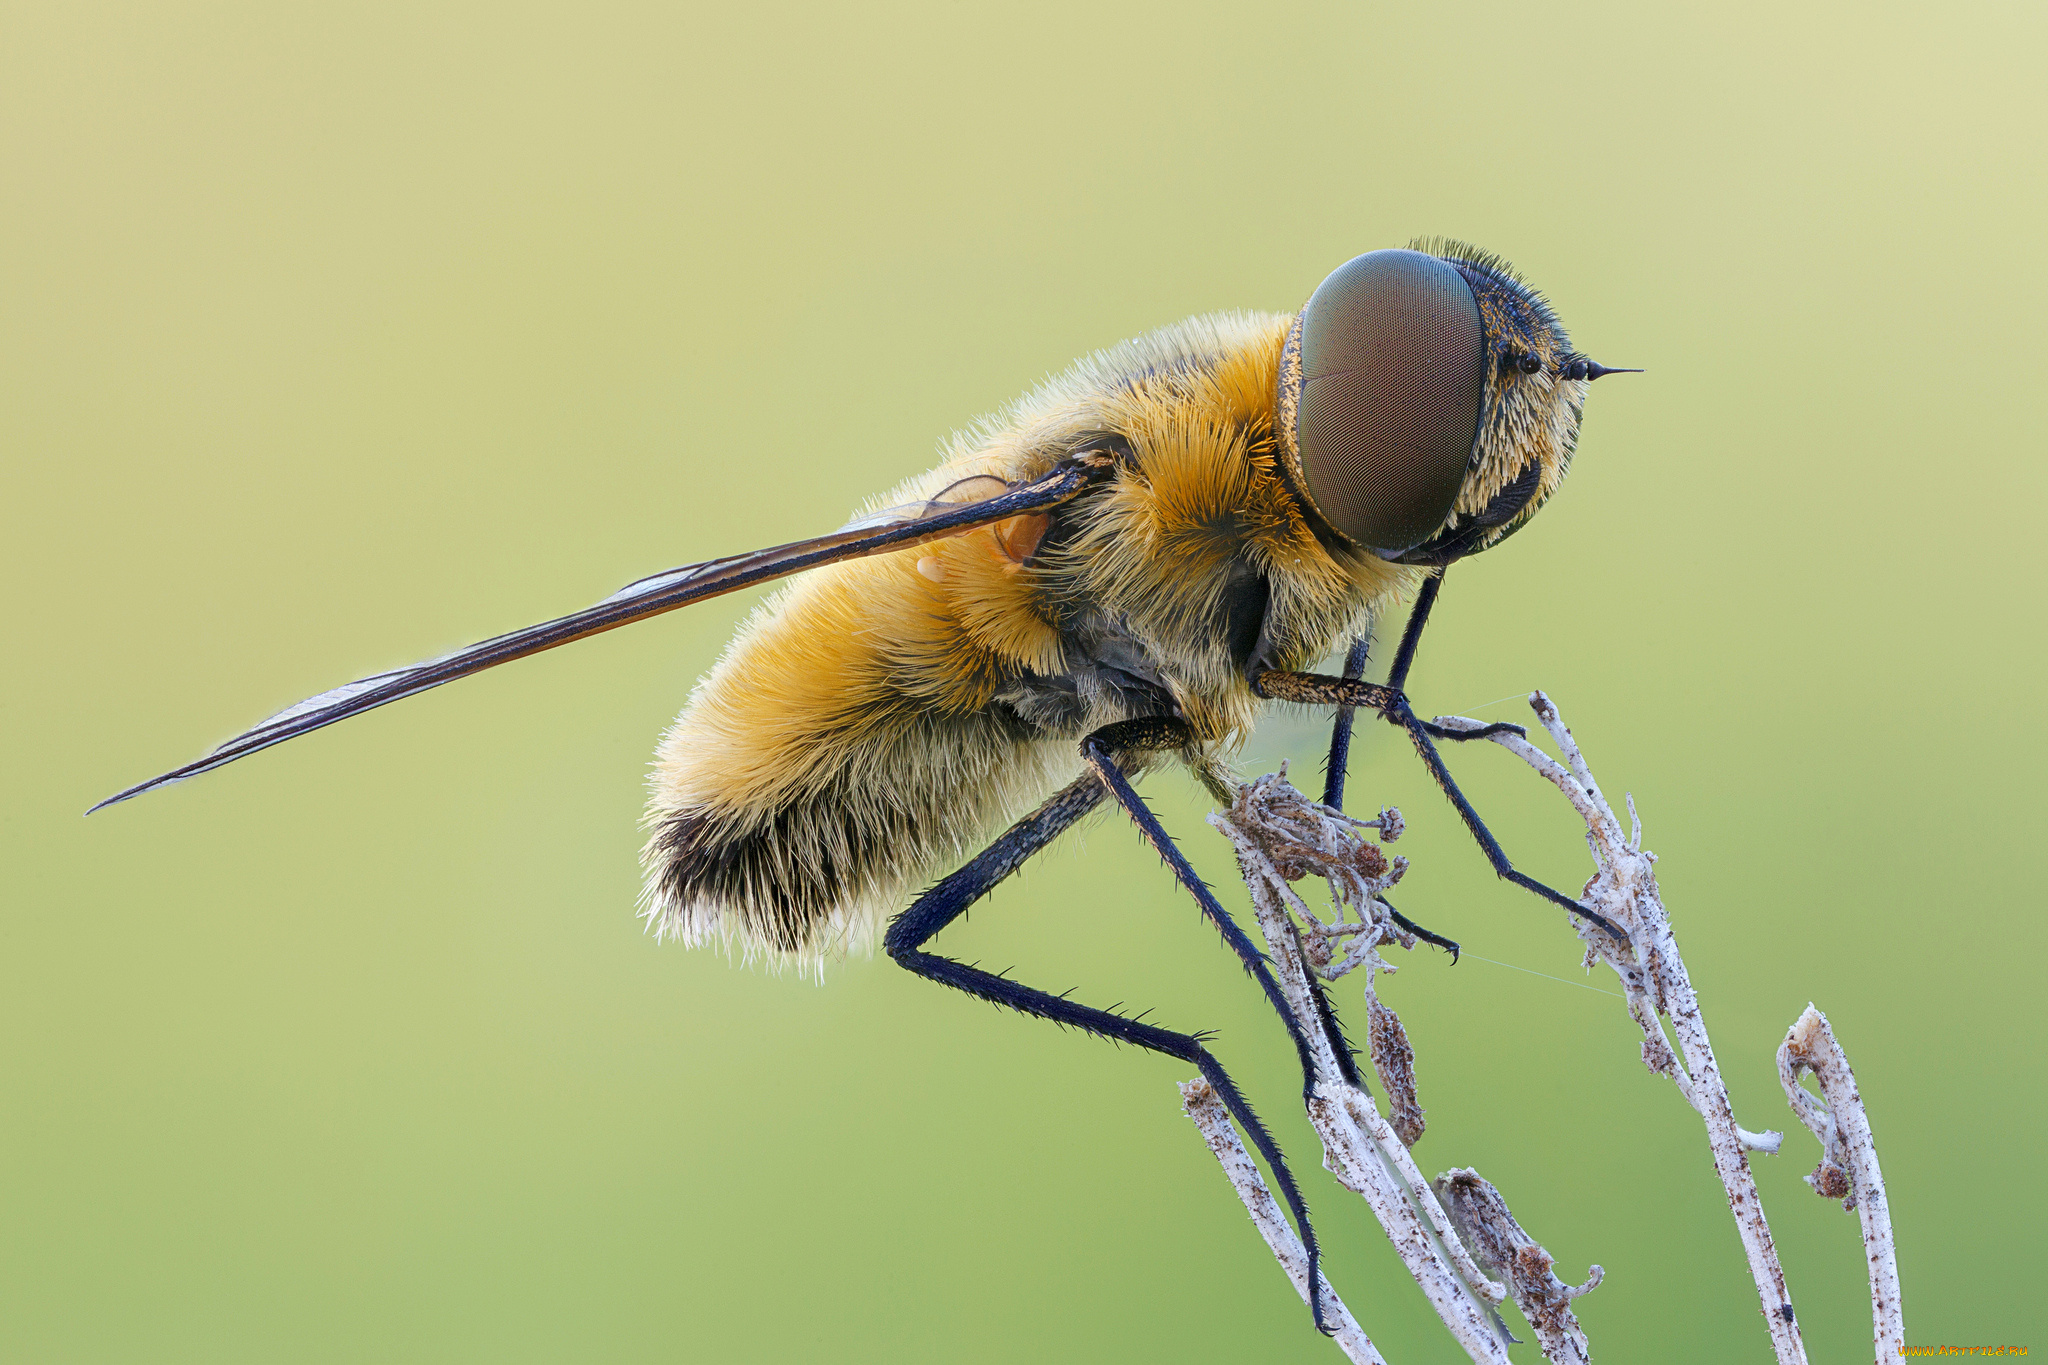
[91,456,1115,812]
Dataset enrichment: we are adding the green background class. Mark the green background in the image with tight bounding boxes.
[6,2,2040,1360]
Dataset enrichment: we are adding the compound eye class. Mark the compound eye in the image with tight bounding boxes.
[1282,249,1486,555]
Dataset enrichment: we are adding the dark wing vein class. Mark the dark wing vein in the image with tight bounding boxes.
[91,458,1114,812]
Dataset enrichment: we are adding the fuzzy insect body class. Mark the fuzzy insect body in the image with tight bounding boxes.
[96,238,1611,977]
[643,237,1601,968]
[97,240,1606,974]
[96,239,1629,1341]
[644,312,1405,965]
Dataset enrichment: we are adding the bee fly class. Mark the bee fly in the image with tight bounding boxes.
[94,239,1636,1335]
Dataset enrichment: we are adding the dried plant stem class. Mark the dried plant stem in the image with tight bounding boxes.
[1181,1079,1386,1365]
[1438,693,1810,1364]
[1434,1168,1602,1365]
[1186,694,1902,1361]
[1778,1005,1903,1360]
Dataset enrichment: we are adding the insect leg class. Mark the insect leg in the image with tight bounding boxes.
[1252,666,1628,945]
[1397,715,1626,941]
[883,767,1337,1335]
[1383,569,1442,694]
[1078,718,1363,1093]
[1079,719,1375,1255]
[1378,898,1461,960]
[1382,570,1524,745]
[1319,636,1372,810]
[1331,583,1465,957]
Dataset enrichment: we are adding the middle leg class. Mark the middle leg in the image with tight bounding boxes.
[1076,717,1364,1094]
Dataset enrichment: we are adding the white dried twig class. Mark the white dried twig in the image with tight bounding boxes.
[1180,1079,1386,1365]
[1778,1005,1903,1360]
[1436,692,1813,1363]
[1191,694,1902,1360]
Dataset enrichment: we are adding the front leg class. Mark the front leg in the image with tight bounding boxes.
[1252,667,1628,944]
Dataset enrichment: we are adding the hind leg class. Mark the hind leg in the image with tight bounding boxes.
[884,741,1336,1334]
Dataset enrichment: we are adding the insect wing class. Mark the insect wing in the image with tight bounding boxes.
[92,459,1113,811]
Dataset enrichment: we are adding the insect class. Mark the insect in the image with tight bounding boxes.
[94,238,1635,1335]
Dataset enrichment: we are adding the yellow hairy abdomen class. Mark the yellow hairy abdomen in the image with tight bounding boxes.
[639,542,1073,970]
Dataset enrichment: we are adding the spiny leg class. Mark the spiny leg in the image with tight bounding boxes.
[1253,573,1627,944]
[1081,721,1376,1182]
[1079,727,1369,1334]
[1379,898,1461,960]
[883,760,1337,1335]
[1383,568,1442,694]
[1384,573,1523,745]
[1320,635,1372,811]
[1319,581,1461,958]
[1077,717,1362,1095]
[1259,667,1624,942]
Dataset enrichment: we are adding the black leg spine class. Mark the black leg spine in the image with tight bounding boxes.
[1394,711,1627,941]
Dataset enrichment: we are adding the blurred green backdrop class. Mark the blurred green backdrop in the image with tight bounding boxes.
[6,1,2041,1360]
